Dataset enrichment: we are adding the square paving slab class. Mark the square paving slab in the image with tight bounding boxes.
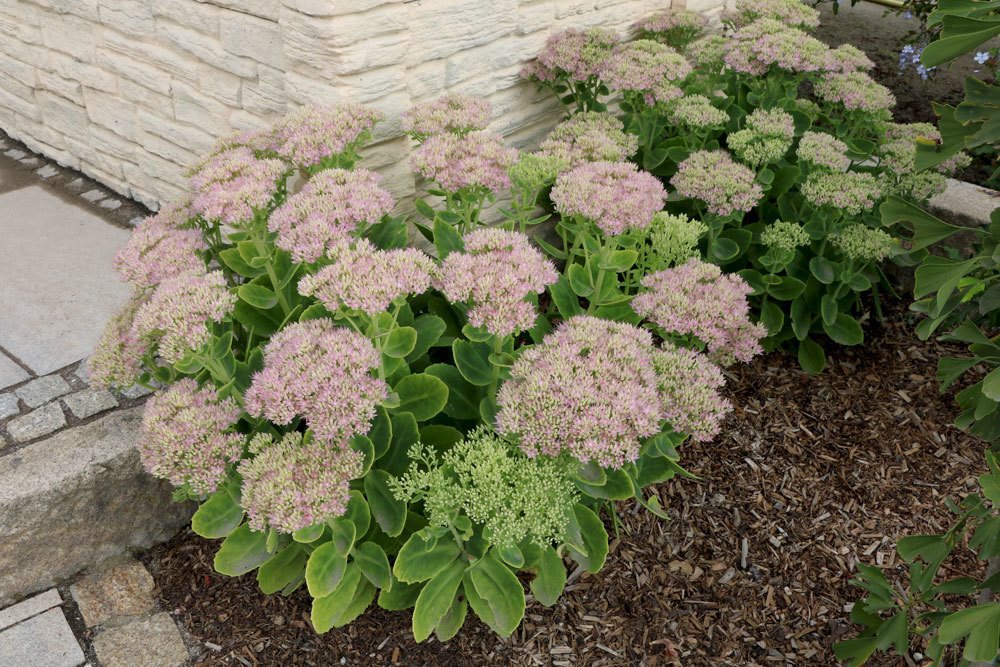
[0,353,27,390]
[0,186,131,375]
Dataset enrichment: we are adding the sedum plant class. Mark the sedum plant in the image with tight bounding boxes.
[92,96,759,642]
[523,0,970,372]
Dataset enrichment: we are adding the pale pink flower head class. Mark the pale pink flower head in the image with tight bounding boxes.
[670,150,763,217]
[270,103,383,168]
[402,93,492,139]
[724,19,833,76]
[827,44,875,74]
[538,112,639,170]
[815,71,895,113]
[797,131,851,172]
[726,0,821,29]
[140,199,194,232]
[269,168,395,263]
[130,271,236,364]
[598,40,692,106]
[653,344,733,442]
[522,27,620,84]
[436,229,559,337]
[801,171,883,215]
[189,147,288,225]
[88,293,148,389]
[239,432,363,533]
[410,131,517,194]
[496,315,664,468]
[244,319,388,443]
[551,161,666,235]
[298,239,435,316]
[632,258,766,365]
[139,378,243,495]
[113,225,207,288]
[635,9,709,43]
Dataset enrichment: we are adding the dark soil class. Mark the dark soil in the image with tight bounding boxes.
[143,303,986,666]
[816,2,998,185]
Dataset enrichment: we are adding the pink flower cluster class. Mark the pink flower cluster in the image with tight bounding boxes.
[113,225,207,288]
[270,103,383,168]
[726,0,821,28]
[131,271,236,364]
[244,319,388,443]
[538,112,639,170]
[815,71,895,113]
[189,147,288,225]
[827,44,875,73]
[139,378,243,495]
[298,239,435,316]
[670,150,763,217]
[653,344,732,442]
[801,171,883,215]
[402,93,491,139]
[410,131,518,194]
[635,8,709,37]
[598,40,692,105]
[632,258,766,365]
[496,316,663,467]
[239,432,363,533]
[724,19,833,76]
[140,200,194,231]
[551,161,667,235]
[88,294,147,389]
[797,131,851,171]
[521,27,620,83]
[437,229,559,337]
[269,168,394,263]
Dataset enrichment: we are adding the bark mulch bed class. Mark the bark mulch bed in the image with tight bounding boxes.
[143,304,987,666]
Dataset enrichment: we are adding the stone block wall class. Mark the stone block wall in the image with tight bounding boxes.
[0,0,727,209]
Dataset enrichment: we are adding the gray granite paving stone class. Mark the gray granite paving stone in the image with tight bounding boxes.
[15,375,71,408]
[0,353,28,390]
[80,189,105,202]
[0,394,18,420]
[91,612,188,667]
[0,608,84,667]
[36,165,59,179]
[70,555,155,628]
[8,404,66,442]
[0,408,193,606]
[0,589,62,632]
[99,199,121,210]
[0,186,132,374]
[3,149,26,160]
[64,388,118,419]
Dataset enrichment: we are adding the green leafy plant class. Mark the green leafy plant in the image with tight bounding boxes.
[92,96,754,642]
[835,452,1000,666]
[523,1,967,372]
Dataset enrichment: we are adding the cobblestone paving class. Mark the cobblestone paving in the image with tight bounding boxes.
[0,131,151,452]
[0,555,191,667]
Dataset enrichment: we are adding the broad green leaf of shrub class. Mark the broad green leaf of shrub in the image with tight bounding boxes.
[306,541,349,598]
[530,546,567,607]
[257,543,306,595]
[452,340,492,387]
[191,489,244,539]
[365,469,407,537]
[465,551,525,637]
[214,524,272,576]
[393,532,461,584]
[392,373,448,421]
[412,559,467,642]
[353,541,392,591]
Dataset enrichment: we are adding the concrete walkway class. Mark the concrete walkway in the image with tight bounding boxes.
[0,134,193,665]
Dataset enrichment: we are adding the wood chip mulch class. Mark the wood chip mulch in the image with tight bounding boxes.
[143,304,988,666]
